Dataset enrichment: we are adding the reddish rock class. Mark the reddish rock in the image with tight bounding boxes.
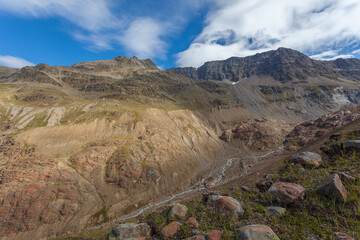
[334,232,354,240]
[317,174,348,202]
[161,221,181,238]
[206,195,244,218]
[267,182,305,203]
[185,217,199,228]
[207,230,222,240]
[169,203,188,220]
[290,152,323,168]
[237,224,279,240]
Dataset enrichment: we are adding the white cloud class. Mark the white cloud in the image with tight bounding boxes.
[0,0,120,32]
[311,50,354,60]
[0,55,34,68]
[177,0,360,67]
[119,18,167,59]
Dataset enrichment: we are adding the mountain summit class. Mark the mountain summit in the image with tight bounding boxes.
[169,48,360,82]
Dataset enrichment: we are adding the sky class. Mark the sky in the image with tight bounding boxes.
[0,0,359,69]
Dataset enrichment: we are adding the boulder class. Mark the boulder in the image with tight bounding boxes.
[169,203,188,220]
[207,230,222,240]
[265,206,286,217]
[290,152,322,168]
[237,224,279,240]
[206,195,244,218]
[185,235,206,240]
[317,174,348,202]
[344,140,360,149]
[161,221,181,238]
[185,217,199,228]
[267,182,305,203]
[109,223,151,240]
[334,232,354,240]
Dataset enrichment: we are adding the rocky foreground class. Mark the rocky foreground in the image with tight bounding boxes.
[53,106,360,239]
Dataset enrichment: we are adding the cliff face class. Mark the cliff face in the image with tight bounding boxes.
[169,48,360,82]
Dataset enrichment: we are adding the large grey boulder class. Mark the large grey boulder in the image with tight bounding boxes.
[237,224,280,240]
[109,223,151,240]
[169,202,188,220]
[290,152,322,168]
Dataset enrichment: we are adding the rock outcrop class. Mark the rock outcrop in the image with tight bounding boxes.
[286,110,360,146]
[220,118,294,150]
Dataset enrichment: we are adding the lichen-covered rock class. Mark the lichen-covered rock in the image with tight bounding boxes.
[169,203,188,220]
[267,182,305,203]
[161,221,181,238]
[237,224,280,240]
[266,206,286,217]
[206,195,244,218]
[317,174,348,202]
[109,223,151,240]
[290,152,322,168]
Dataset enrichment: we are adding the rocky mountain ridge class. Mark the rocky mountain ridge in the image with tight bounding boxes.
[169,47,360,83]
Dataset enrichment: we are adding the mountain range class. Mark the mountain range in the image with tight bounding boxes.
[0,48,360,239]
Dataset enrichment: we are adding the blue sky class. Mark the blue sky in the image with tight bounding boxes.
[0,0,359,69]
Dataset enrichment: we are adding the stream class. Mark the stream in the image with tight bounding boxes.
[87,144,284,231]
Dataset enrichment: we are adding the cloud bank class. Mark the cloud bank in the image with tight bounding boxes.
[0,55,34,68]
[177,0,360,67]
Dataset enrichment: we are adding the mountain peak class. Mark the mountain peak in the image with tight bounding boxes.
[113,56,158,69]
